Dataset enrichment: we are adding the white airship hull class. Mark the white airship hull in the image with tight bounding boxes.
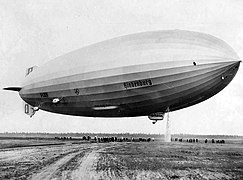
[19,30,241,117]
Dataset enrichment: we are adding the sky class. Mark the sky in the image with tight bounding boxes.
[0,0,243,135]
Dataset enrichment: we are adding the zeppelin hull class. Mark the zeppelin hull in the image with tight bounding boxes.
[19,30,241,117]
[20,60,240,117]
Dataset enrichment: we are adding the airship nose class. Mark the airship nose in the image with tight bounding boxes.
[231,60,240,71]
[233,60,241,74]
[221,60,241,82]
[231,60,241,68]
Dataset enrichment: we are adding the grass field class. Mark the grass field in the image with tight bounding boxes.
[96,142,243,179]
[0,137,242,179]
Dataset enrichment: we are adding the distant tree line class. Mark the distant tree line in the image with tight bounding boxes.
[0,132,242,140]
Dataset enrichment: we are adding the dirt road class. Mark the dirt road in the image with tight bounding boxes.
[0,142,123,180]
[31,145,106,180]
[71,146,102,180]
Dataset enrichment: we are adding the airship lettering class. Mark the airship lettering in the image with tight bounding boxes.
[124,79,153,89]
[74,88,79,95]
[40,92,49,98]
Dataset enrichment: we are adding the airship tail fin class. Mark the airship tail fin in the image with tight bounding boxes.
[3,65,38,91]
[3,87,22,91]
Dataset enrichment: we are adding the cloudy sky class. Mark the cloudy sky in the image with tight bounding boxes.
[0,0,243,135]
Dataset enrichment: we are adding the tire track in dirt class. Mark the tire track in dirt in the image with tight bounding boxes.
[71,146,101,180]
[26,144,119,180]
[29,144,106,180]
[71,143,124,180]
[29,150,81,180]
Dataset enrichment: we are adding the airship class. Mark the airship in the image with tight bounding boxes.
[4,30,241,123]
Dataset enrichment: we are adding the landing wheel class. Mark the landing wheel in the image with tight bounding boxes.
[152,120,157,124]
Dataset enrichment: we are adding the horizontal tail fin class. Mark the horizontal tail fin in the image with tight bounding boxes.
[3,87,22,92]
[3,66,38,92]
